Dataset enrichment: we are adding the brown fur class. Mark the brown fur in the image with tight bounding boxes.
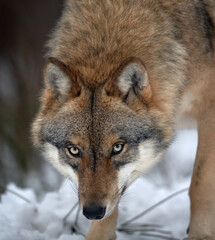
[32,0,215,239]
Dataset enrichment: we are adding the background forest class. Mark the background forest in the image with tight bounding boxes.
[0,0,64,192]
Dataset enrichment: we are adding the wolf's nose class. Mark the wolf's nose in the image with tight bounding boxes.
[83,205,106,220]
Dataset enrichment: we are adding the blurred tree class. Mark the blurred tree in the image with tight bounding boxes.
[0,0,63,188]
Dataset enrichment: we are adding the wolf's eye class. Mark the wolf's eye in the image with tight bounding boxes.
[67,146,81,158]
[112,143,124,156]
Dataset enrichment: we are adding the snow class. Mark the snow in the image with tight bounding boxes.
[0,129,198,240]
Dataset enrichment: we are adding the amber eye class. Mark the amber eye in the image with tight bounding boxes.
[112,143,124,156]
[67,146,81,158]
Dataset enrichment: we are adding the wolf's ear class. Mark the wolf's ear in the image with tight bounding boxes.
[44,57,81,102]
[106,58,152,104]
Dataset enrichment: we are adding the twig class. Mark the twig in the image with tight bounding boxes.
[118,225,171,235]
[120,187,188,226]
[63,202,79,223]
[71,205,86,237]
[118,223,162,230]
[140,232,179,240]
[74,204,81,227]
[0,185,31,204]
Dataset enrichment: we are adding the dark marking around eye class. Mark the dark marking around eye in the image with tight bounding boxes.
[116,124,164,147]
[60,149,80,171]
[69,163,79,171]
[113,160,130,170]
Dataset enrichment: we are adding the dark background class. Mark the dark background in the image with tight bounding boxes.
[0,0,64,192]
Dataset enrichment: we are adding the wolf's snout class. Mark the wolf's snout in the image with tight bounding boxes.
[83,205,106,220]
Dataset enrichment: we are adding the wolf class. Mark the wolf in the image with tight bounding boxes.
[32,0,215,239]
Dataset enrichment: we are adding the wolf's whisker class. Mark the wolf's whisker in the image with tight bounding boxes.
[63,202,79,223]
[66,178,78,195]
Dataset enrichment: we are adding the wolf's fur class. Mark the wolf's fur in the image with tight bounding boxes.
[32,0,215,239]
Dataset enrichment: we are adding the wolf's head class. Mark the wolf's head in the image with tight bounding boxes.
[32,57,173,220]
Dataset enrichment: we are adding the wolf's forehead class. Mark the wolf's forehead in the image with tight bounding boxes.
[40,102,113,146]
[41,90,163,148]
[41,111,89,145]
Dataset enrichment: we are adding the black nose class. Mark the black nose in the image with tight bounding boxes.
[83,205,106,220]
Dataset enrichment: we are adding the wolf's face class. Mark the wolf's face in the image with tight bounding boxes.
[32,57,172,220]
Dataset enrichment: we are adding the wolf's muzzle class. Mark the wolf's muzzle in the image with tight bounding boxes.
[83,205,106,220]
